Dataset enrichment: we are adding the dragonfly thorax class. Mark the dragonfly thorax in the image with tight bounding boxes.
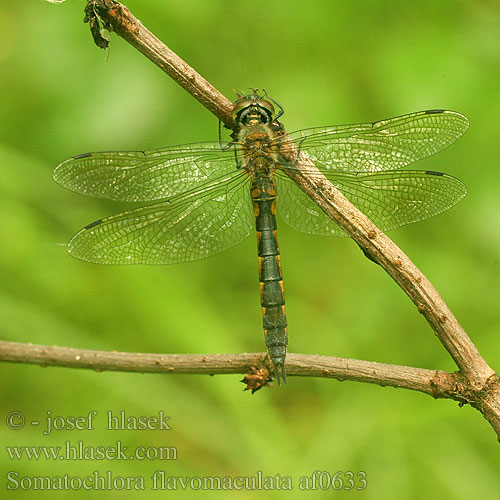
[238,127,282,174]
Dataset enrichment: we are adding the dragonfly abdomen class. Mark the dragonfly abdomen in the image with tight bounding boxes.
[251,176,288,385]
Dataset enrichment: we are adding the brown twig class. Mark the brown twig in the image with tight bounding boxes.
[0,341,462,399]
[7,0,498,437]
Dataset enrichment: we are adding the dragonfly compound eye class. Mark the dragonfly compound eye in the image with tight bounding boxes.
[256,99,275,119]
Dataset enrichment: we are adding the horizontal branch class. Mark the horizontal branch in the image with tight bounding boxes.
[0,340,459,399]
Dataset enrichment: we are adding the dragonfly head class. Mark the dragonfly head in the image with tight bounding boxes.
[232,90,276,127]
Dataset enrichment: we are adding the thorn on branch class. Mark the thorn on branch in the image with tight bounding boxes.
[241,367,273,394]
[358,243,380,265]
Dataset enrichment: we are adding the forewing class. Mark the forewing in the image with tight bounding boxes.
[68,170,253,264]
[285,110,468,173]
[276,169,466,236]
[53,142,239,202]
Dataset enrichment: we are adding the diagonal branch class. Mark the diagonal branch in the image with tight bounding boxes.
[282,149,492,385]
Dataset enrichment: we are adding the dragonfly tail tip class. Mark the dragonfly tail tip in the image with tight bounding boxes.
[274,363,288,386]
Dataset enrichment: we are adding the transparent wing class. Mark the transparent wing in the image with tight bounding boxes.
[67,170,253,264]
[285,110,469,173]
[53,142,240,202]
[276,169,466,236]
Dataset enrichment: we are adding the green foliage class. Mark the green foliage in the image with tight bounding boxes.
[1,1,499,498]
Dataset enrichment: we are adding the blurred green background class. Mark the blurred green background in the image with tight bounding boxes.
[1,0,499,498]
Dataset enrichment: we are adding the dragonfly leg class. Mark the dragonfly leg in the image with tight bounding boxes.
[262,89,285,121]
[218,120,237,151]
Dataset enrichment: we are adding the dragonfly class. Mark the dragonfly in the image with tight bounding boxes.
[53,90,468,386]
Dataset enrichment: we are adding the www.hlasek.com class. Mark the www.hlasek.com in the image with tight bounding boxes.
[6,470,367,491]
[6,441,177,461]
